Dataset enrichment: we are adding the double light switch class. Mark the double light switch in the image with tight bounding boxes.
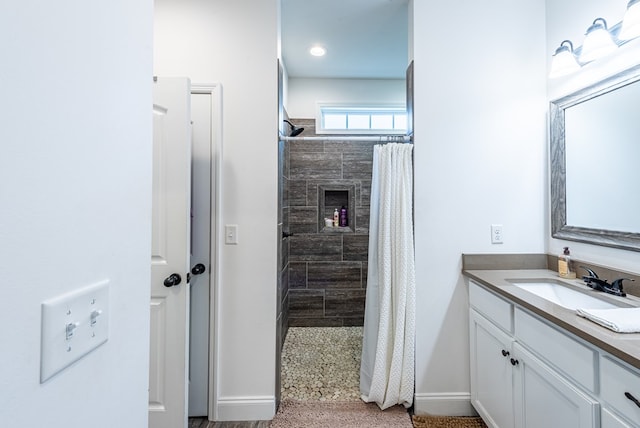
[40,280,109,383]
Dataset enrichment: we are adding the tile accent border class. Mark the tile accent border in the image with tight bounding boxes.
[461,253,548,271]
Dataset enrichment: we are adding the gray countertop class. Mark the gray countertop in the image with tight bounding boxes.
[463,268,640,370]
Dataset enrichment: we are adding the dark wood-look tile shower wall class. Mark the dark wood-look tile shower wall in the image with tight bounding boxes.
[284,121,374,327]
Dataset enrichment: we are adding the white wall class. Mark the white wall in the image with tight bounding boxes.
[411,0,547,415]
[154,0,279,421]
[0,2,153,427]
[546,0,640,272]
[286,77,406,118]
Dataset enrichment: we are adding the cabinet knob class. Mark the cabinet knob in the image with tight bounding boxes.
[625,392,640,408]
[510,358,519,366]
[501,349,510,357]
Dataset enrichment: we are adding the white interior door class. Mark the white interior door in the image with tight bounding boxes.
[150,77,192,428]
[188,90,212,417]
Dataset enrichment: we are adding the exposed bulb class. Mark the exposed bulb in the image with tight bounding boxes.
[579,18,617,63]
[549,40,580,78]
[620,0,640,41]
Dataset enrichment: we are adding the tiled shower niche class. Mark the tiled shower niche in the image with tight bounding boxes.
[319,186,355,232]
[282,119,375,327]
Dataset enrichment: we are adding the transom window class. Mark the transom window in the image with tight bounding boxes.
[316,104,407,134]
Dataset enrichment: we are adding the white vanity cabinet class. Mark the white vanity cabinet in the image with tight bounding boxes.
[469,281,602,428]
[469,282,516,427]
[470,310,514,427]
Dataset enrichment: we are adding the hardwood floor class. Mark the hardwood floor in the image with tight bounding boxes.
[189,417,270,428]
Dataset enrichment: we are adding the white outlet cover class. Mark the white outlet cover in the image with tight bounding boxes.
[491,224,504,244]
[40,280,109,383]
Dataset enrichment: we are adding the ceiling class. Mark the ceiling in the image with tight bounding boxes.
[281,0,409,79]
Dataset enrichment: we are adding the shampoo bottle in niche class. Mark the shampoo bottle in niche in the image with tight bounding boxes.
[558,247,576,278]
[333,208,339,227]
[339,206,348,227]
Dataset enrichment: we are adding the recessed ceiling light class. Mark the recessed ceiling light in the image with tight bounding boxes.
[309,46,326,57]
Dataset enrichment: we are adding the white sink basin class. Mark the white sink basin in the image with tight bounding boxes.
[510,281,620,310]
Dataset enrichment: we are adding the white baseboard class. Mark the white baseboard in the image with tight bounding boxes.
[214,395,276,421]
[414,392,478,417]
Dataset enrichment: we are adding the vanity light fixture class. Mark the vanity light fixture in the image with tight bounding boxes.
[550,2,640,78]
[549,40,581,78]
[309,45,326,57]
[620,0,640,40]
[579,18,618,63]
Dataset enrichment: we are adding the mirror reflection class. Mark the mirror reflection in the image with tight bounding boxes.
[565,78,640,233]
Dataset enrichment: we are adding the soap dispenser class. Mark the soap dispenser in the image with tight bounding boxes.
[558,247,576,279]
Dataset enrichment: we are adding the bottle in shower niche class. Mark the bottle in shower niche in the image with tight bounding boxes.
[333,208,339,227]
[558,247,576,278]
[339,206,348,227]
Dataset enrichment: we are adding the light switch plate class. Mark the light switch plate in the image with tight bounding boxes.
[40,280,109,383]
[225,224,238,245]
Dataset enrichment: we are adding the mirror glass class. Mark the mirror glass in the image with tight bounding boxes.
[550,64,640,251]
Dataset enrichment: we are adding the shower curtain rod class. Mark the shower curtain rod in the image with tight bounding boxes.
[280,135,412,143]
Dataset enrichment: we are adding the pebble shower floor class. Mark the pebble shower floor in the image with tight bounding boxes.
[280,327,363,401]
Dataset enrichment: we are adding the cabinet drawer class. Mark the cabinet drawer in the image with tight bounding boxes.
[602,407,635,428]
[469,281,513,333]
[601,356,640,425]
[515,308,596,392]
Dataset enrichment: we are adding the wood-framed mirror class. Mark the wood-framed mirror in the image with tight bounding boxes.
[550,63,640,251]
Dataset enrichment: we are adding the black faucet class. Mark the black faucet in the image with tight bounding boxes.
[580,266,632,297]
[608,278,633,297]
[581,266,607,291]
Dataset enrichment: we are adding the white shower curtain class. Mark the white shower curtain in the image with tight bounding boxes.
[360,143,415,410]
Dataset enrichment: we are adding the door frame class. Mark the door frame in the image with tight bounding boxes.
[191,83,223,422]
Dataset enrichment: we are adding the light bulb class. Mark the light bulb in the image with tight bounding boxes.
[549,40,580,78]
[579,18,617,63]
[620,0,640,41]
[309,46,326,57]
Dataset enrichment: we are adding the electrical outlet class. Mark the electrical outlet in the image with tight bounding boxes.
[491,224,503,244]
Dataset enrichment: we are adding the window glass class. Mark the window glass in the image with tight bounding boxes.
[394,114,407,130]
[324,114,346,129]
[317,105,407,134]
[371,114,393,129]
[348,114,370,129]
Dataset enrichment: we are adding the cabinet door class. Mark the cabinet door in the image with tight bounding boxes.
[513,343,598,428]
[470,310,514,428]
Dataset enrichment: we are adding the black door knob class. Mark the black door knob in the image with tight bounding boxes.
[510,358,519,366]
[191,263,206,275]
[501,349,510,357]
[163,273,182,287]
